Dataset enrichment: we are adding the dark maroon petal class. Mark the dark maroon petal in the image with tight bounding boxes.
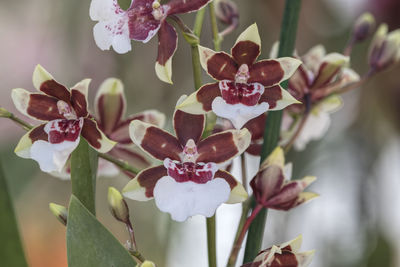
[96,92,125,135]
[266,181,302,208]
[196,83,221,112]
[130,121,182,161]
[167,0,212,15]
[219,81,264,106]
[173,109,205,146]
[81,118,102,149]
[207,52,238,81]
[197,131,240,164]
[156,22,177,65]
[128,0,162,42]
[71,88,88,117]
[250,165,285,205]
[136,165,168,198]
[27,94,65,121]
[214,170,238,190]
[248,60,285,87]
[29,124,48,142]
[258,85,282,109]
[311,62,340,89]
[243,114,266,141]
[39,80,71,103]
[231,40,260,66]
[270,250,298,265]
[246,144,262,156]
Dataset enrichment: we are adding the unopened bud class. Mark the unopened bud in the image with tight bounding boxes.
[215,0,239,26]
[352,12,375,42]
[108,187,130,223]
[369,24,400,71]
[140,261,156,267]
[49,203,68,226]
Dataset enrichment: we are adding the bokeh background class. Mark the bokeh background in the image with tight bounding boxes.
[1,0,400,266]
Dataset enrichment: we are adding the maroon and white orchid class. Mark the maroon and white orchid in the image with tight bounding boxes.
[12,65,116,173]
[123,97,250,222]
[177,24,301,129]
[94,78,165,177]
[89,0,212,84]
[250,147,318,210]
[270,44,359,150]
[241,236,315,267]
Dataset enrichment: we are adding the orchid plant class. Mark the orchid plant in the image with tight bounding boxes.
[1,1,399,266]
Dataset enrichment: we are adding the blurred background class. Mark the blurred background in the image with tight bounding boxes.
[1,0,400,266]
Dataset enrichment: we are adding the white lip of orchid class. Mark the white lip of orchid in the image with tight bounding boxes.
[152,0,166,21]
[57,100,77,120]
[181,139,199,163]
[235,64,250,84]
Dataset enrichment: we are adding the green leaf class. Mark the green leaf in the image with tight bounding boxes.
[67,195,136,267]
[70,138,98,215]
[118,0,131,10]
[0,161,28,267]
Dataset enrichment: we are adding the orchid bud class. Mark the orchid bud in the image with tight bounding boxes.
[108,187,130,223]
[49,203,68,226]
[369,24,400,72]
[0,107,10,117]
[352,12,375,42]
[140,261,156,267]
[215,0,239,26]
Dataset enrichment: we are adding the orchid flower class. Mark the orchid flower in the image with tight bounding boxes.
[11,65,116,173]
[241,236,315,267]
[270,44,359,150]
[89,0,212,84]
[250,147,318,210]
[123,96,250,222]
[176,23,301,129]
[94,78,166,177]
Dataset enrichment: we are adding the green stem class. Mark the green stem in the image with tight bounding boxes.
[243,0,302,263]
[70,139,98,215]
[206,216,217,267]
[209,1,221,51]
[191,8,206,90]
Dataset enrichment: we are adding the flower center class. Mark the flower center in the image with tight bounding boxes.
[182,139,199,163]
[164,158,218,184]
[57,100,77,120]
[44,118,83,144]
[152,1,165,21]
[235,64,250,84]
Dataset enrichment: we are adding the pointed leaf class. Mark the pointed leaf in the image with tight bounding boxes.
[66,195,136,267]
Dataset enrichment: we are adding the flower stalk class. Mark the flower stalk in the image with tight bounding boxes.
[191,8,207,90]
[243,0,302,262]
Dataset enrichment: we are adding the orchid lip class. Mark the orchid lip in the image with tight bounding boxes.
[164,158,218,184]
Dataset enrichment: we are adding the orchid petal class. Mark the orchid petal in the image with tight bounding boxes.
[231,23,261,65]
[259,85,300,111]
[153,176,230,222]
[129,120,182,161]
[167,0,212,15]
[215,170,248,203]
[301,44,326,73]
[71,79,90,117]
[109,145,152,175]
[95,78,126,134]
[81,118,116,153]
[155,22,178,84]
[260,146,285,170]
[197,128,251,163]
[33,65,71,102]
[123,165,167,201]
[243,114,266,141]
[90,0,131,53]
[176,83,221,114]
[15,124,48,159]
[111,110,166,144]
[199,45,238,81]
[249,58,302,87]
[11,88,64,121]
[211,97,269,129]
[173,109,205,146]
[312,53,349,89]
